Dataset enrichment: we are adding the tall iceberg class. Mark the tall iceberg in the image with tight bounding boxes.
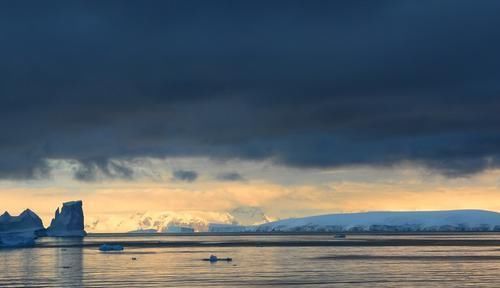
[46,200,87,237]
[0,209,45,247]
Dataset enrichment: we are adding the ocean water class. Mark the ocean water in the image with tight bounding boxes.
[2,234,500,287]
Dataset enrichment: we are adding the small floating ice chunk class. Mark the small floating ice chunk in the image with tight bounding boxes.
[99,244,124,251]
[203,255,232,262]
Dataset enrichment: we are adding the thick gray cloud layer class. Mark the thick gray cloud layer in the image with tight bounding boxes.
[172,170,198,182]
[1,1,500,179]
[216,172,245,182]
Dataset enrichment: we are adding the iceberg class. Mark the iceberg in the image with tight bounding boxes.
[202,255,232,262]
[208,223,256,233]
[0,209,45,234]
[0,209,45,247]
[46,201,87,237]
[127,229,158,234]
[1,200,88,247]
[99,244,124,251]
[163,225,194,233]
[0,232,36,247]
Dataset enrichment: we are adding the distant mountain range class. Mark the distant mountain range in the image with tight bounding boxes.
[86,208,500,233]
[257,210,500,232]
[85,206,272,232]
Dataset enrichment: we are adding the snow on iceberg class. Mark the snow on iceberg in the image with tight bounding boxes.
[46,201,87,237]
[0,209,45,248]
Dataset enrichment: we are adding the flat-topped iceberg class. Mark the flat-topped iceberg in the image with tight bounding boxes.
[163,225,195,233]
[127,229,158,234]
[208,223,256,233]
[46,201,87,237]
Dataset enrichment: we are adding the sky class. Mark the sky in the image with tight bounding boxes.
[2,1,500,227]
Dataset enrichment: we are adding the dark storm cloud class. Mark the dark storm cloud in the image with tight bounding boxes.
[73,159,134,182]
[216,172,245,182]
[1,0,500,179]
[172,170,198,182]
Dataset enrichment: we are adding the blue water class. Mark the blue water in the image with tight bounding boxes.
[2,234,500,287]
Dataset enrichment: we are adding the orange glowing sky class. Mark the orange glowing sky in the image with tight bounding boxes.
[2,157,500,230]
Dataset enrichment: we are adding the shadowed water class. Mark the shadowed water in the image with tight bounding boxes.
[2,234,500,287]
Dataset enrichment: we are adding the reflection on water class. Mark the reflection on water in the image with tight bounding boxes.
[1,238,83,287]
[56,239,83,287]
[2,235,500,287]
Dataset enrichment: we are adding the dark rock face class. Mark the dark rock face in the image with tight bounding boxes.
[47,200,86,237]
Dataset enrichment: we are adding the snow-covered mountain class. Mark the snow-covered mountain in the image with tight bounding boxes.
[229,206,273,225]
[84,208,500,233]
[85,211,235,232]
[85,206,273,233]
[257,210,500,232]
[207,206,272,232]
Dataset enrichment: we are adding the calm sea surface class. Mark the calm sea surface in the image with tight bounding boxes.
[2,234,500,287]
